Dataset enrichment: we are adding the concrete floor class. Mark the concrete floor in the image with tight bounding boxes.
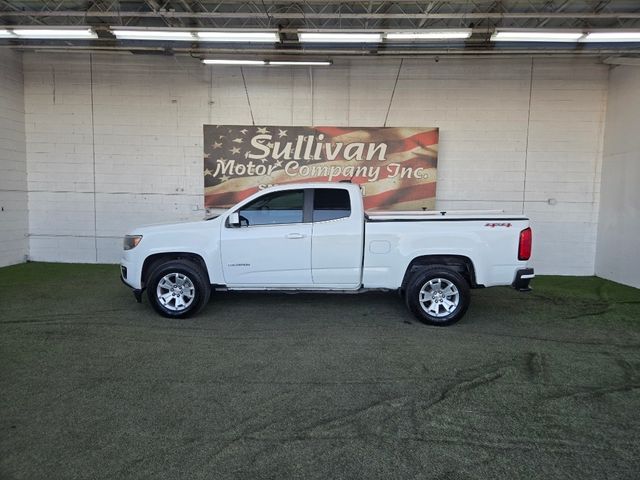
[1,263,639,479]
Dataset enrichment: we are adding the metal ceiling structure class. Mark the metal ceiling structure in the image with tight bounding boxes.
[1,1,640,56]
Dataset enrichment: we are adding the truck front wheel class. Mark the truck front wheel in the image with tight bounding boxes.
[146,259,211,318]
[405,267,470,326]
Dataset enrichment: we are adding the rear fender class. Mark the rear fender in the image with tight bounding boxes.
[401,255,479,291]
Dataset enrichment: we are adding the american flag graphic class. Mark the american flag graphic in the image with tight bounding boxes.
[204,125,438,211]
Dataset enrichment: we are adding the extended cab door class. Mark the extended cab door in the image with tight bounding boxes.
[311,187,364,287]
[220,189,313,286]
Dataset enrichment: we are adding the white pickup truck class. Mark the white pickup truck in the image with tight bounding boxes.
[120,182,534,326]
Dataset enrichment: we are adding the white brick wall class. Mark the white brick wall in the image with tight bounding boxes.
[525,59,607,275]
[596,65,640,288]
[0,49,28,267]
[22,53,608,275]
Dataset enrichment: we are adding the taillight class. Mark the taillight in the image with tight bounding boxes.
[518,227,532,261]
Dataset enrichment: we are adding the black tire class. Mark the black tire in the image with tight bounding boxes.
[146,259,211,318]
[405,266,470,326]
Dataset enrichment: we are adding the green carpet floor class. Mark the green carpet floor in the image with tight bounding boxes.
[1,263,639,479]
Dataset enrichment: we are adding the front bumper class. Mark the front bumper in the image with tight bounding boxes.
[120,252,143,290]
[512,268,535,292]
[120,264,144,303]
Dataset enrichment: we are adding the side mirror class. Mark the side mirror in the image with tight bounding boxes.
[228,212,241,227]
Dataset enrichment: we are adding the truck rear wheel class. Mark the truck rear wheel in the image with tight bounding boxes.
[405,267,470,326]
[146,259,210,318]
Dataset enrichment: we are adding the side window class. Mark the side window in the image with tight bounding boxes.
[313,188,351,222]
[239,190,304,226]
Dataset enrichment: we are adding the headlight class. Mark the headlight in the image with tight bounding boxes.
[123,235,143,250]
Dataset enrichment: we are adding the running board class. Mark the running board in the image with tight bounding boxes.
[213,286,393,294]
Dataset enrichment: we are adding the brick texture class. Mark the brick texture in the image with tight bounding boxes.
[0,49,28,267]
[596,66,640,288]
[22,53,608,274]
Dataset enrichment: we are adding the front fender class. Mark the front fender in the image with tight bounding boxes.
[121,222,223,290]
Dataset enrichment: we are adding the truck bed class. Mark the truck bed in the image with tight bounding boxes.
[362,212,530,289]
[366,210,528,222]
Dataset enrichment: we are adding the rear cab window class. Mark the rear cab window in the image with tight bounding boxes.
[313,188,351,222]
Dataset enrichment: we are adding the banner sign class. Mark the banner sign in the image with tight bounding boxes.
[204,125,438,211]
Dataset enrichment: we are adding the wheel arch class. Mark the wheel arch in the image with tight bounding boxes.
[142,252,211,288]
[401,255,479,291]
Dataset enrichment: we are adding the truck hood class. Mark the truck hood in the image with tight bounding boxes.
[130,217,221,236]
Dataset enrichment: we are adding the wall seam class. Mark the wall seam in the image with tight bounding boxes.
[593,64,613,277]
[89,53,98,262]
[20,51,29,262]
[521,57,534,215]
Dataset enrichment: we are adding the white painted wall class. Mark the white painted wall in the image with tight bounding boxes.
[0,49,28,267]
[22,53,608,274]
[595,65,640,288]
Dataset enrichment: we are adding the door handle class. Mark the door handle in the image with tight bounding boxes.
[286,233,306,239]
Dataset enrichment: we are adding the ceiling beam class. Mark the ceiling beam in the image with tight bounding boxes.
[1,11,640,20]
[0,0,45,25]
[603,55,640,66]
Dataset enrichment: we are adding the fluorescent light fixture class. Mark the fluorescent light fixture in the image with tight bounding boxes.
[298,32,382,43]
[112,29,194,41]
[492,30,583,42]
[582,31,640,42]
[12,28,97,39]
[202,59,331,66]
[202,59,267,65]
[196,31,279,42]
[269,60,332,66]
[386,30,472,40]
[0,29,16,38]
